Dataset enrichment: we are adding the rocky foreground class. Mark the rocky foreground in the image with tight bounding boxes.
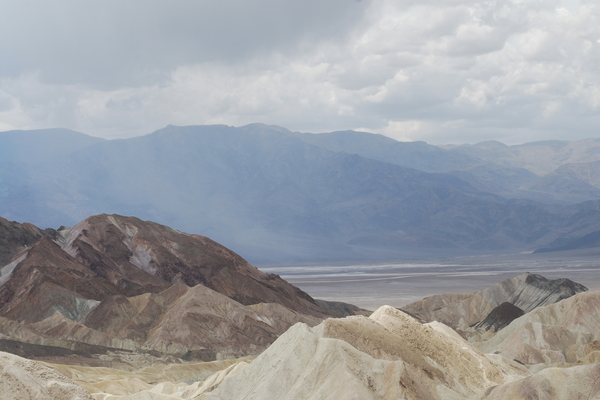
[3,297,600,399]
[1,214,599,399]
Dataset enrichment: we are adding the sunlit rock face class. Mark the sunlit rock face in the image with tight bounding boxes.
[0,351,92,400]
[196,306,529,400]
[475,364,600,400]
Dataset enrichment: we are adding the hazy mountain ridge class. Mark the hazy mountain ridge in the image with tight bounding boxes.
[0,128,105,165]
[3,124,600,262]
[294,129,542,200]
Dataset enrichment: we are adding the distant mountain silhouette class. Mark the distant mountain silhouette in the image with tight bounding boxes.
[4,124,600,262]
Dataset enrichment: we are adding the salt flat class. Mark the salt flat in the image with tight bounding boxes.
[260,249,600,310]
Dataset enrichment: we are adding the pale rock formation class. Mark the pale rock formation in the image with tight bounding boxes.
[197,305,528,400]
[0,351,92,400]
[477,364,600,400]
[49,359,249,400]
[477,291,600,365]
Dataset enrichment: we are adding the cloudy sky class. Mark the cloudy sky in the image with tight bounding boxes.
[0,0,598,144]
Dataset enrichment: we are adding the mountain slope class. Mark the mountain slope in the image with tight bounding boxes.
[0,214,334,360]
[476,364,600,400]
[0,216,52,267]
[58,214,326,316]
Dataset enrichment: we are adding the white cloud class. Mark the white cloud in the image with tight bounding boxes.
[0,0,599,144]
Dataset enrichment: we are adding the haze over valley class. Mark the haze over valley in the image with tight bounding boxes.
[5,125,600,264]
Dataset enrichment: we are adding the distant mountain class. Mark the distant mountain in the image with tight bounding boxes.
[440,139,600,203]
[294,129,541,199]
[534,228,600,253]
[0,128,105,165]
[4,124,600,262]
[292,129,474,173]
[444,138,600,182]
[527,160,600,202]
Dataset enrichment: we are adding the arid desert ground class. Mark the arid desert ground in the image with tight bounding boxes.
[265,249,600,310]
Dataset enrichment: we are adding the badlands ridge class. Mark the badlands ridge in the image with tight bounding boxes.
[0,214,599,399]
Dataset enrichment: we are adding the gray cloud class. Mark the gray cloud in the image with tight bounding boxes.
[0,0,370,88]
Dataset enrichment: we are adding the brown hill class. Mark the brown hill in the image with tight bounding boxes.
[0,214,335,361]
[0,216,54,275]
[59,214,327,317]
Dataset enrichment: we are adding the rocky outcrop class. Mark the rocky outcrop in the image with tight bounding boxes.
[0,237,126,323]
[0,280,326,361]
[401,273,587,331]
[475,302,524,332]
[477,291,600,365]
[15,288,600,400]
[0,217,52,271]
[314,299,372,316]
[59,214,329,318]
[196,306,528,400]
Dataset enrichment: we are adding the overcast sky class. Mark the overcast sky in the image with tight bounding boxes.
[0,0,598,144]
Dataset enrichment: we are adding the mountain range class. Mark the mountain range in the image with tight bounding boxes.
[3,124,600,262]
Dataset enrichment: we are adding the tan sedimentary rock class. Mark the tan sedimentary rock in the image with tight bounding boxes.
[142,284,308,355]
[30,313,138,351]
[0,351,92,400]
[197,306,528,400]
[476,364,600,400]
[477,291,600,365]
[44,358,250,400]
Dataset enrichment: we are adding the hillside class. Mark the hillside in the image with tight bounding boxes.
[0,214,337,363]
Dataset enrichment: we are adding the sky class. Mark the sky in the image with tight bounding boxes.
[0,0,599,144]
